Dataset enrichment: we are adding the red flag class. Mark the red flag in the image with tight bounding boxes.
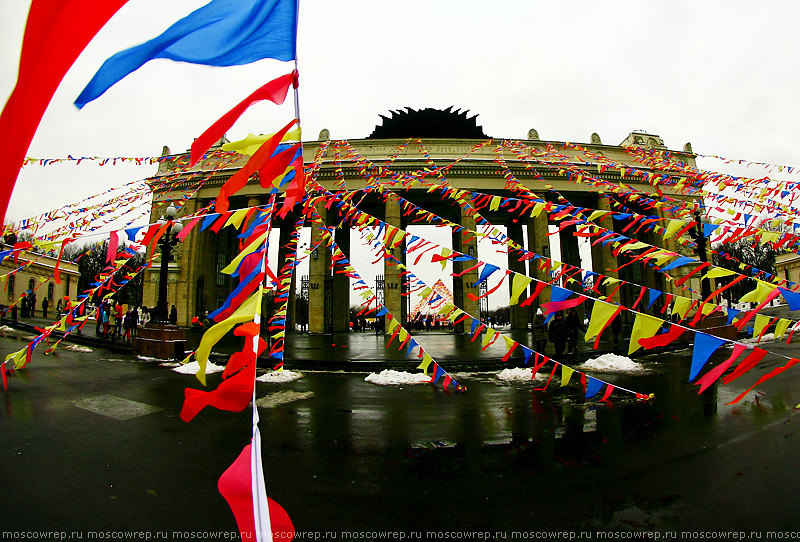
[180,350,256,422]
[190,71,298,166]
[215,119,299,214]
[0,0,130,222]
[218,444,295,541]
[638,324,685,350]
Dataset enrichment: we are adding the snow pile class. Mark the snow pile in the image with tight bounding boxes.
[63,344,92,353]
[0,325,16,335]
[257,370,303,383]
[171,360,225,375]
[579,353,644,372]
[497,367,545,382]
[365,369,431,386]
[742,333,775,344]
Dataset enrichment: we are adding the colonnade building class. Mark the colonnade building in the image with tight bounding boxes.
[142,108,702,333]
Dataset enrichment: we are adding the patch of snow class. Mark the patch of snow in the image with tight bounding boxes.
[63,344,92,353]
[138,355,170,362]
[257,370,303,383]
[497,368,546,382]
[171,360,225,375]
[256,390,314,409]
[365,369,431,386]
[579,353,645,373]
[0,325,16,334]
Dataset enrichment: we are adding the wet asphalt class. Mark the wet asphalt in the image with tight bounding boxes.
[3,329,800,540]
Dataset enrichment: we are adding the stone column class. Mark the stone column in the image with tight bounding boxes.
[590,194,618,291]
[507,222,529,330]
[384,198,404,334]
[332,226,351,332]
[526,209,550,312]
[559,224,582,282]
[453,203,480,330]
[308,203,329,333]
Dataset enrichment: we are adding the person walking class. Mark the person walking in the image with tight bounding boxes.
[114,302,123,339]
[169,305,178,325]
[565,308,585,355]
[532,309,548,353]
[548,311,569,358]
[41,297,49,319]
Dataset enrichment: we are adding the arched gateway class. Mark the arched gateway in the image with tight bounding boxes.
[142,109,701,338]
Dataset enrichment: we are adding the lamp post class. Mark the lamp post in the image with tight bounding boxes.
[689,210,713,300]
[152,204,183,324]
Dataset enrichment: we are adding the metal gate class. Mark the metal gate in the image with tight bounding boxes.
[299,275,309,333]
[375,274,385,334]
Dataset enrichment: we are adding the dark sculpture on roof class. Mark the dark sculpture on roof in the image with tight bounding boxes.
[367,106,488,139]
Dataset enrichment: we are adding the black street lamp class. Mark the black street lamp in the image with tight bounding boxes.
[689,210,713,300]
[152,204,183,324]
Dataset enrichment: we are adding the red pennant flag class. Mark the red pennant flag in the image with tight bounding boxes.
[215,119,299,214]
[638,324,685,350]
[190,71,297,166]
[726,358,800,405]
[722,347,769,385]
[0,0,130,222]
[218,444,294,541]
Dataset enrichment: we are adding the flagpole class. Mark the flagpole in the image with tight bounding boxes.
[292,0,301,124]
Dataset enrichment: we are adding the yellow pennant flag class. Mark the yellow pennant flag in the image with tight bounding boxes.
[739,279,778,304]
[509,274,533,306]
[650,250,678,266]
[481,328,496,349]
[448,308,465,323]
[617,241,650,253]
[629,312,665,355]
[5,348,27,370]
[221,231,268,275]
[775,319,792,340]
[702,267,737,281]
[752,314,771,340]
[438,248,452,271]
[489,196,502,211]
[584,300,619,342]
[664,219,686,240]
[560,365,575,387]
[222,128,302,156]
[672,297,693,320]
[195,288,263,386]
[224,207,251,230]
[417,352,433,374]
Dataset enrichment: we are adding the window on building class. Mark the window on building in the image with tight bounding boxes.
[48,282,54,301]
[28,278,35,292]
[216,252,228,287]
[8,275,14,301]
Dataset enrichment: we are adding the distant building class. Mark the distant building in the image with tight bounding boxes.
[0,250,80,311]
[775,252,800,287]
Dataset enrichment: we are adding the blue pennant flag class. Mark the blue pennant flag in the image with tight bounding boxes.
[690,334,727,381]
[585,377,604,399]
[76,0,299,108]
[647,289,662,309]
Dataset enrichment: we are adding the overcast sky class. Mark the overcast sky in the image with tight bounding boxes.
[2,1,799,310]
